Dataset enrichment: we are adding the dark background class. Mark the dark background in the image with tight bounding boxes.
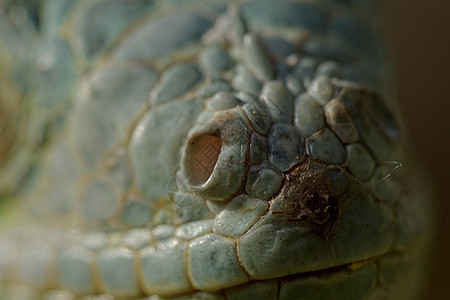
[382,1,450,299]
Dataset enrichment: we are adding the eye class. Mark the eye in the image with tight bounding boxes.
[184,134,222,186]
[180,109,250,201]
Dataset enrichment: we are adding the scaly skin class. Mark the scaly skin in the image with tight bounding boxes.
[0,1,432,299]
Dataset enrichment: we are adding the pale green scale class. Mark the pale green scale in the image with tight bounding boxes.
[32,37,75,108]
[294,93,325,136]
[232,64,262,95]
[206,92,239,111]
[188,234,249,291]
[306,128,346,164]
[245,163,283,200]
[121,228,151,250]
[150,64,203,105]
[308,76,334,105]
[98,247,140,297]
[0,0,432,299]
[140,239,191,296]
[261,81,294,123]
[81,179,118,221]
[72,62,158,169]
[152,225,175,241]
[213,194,268,238]
[249,133,268,164]
[121,197,154,227]
[197,78,233,99]
[58,246,95,294]
[174,220,213,240]
[242,100,272,135]
[242,33,275,82]
[112,13,212,63]
[199,45,233,75]
[346,143,376,181]
[238,213,334,279]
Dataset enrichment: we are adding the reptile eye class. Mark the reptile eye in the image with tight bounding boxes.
[184,134,222,185]
[181,109,250,201]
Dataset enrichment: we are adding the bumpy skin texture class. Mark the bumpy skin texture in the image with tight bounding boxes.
[0,0,431,299]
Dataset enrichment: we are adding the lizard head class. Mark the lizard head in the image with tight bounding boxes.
[165,77,419,294]
[0,1,431,299]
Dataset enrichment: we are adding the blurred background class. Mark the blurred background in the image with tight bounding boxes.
[382,1,450,299]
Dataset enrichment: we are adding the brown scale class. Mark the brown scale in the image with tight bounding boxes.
[271,159,343,240]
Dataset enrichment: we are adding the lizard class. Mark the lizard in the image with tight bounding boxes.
[0,0,432,299]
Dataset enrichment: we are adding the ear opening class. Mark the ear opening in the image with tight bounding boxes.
[180,109,248,201]
[184,134,222,186]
